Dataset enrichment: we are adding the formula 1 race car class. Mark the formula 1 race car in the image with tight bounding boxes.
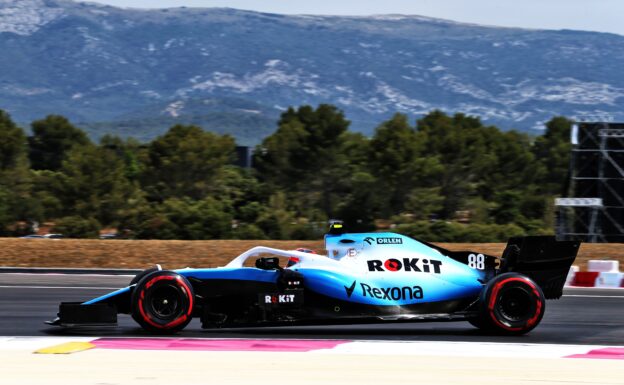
[48,224,580,335]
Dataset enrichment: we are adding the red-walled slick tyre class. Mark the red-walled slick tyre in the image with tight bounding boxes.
[129,264,162,286]
[131,270,194,333]
[471,273,545,335]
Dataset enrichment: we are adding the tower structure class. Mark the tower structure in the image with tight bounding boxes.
[556,122,624,242]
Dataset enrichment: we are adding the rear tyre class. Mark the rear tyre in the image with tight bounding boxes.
[131,270,194,333]
[471,273,545,335]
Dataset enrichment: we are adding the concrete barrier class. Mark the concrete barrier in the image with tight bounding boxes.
[587,260,619,273]
[595,272,624,288]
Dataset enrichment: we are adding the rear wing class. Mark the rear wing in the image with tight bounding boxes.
[500,236,580,299]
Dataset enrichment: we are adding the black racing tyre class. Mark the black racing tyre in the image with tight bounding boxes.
[472,273,545,335]
[131,270,194,333]
[129,264,162,286]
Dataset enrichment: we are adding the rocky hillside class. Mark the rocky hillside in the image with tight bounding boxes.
[1,0,623,143]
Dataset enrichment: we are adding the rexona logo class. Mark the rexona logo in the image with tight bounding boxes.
[344,281,424,301]
[361,283,423,301]
[264,294,296,304]
[367,258,442,274]
[364,237,403,245]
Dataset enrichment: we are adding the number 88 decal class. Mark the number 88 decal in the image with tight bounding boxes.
[468,253,485,270]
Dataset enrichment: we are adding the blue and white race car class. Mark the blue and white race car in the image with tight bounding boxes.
[48,224,580,335]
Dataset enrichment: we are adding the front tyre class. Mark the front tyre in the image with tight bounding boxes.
[129,264,162,286]
[472,273,545,335]
[131,270,194,333]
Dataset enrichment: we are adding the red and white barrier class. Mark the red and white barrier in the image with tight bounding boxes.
[565,266,579,286]
[568,260,624,288]
[571,271,600,287]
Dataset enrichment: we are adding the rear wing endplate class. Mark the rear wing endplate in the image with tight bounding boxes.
[500,236,580,299]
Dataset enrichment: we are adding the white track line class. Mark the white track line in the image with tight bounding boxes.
[0,336,95,350]
[0,337,621,359]
[324,340,618,358]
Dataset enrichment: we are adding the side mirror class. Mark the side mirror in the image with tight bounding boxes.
[255,257,282,270]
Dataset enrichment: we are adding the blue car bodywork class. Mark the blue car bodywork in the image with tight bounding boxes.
[50,227,580,334]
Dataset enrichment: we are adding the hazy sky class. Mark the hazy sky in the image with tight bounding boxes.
[88,0,624,35]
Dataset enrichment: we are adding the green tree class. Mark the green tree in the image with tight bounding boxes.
[478,130,536,200]
[533,116,573,195]
[414,111,541,225]
[30,170,65,220]
[134,197,232,240]
[213,165,264,219]
[99,135,145,181]
[255,192,299,240]
[53,216,101,238]
[331,132,378,231]
[58,143,142,226]
[0,111,29,171]
[405,187,444,220]
[369,113,443,216]
[0,104,576,241]
[28,115,90,171]
[141,125,235,201]
[0,110,34,233]
[254,104,350,218]
[416,111,492,218]
[255,105,349,185]
[231,223,267,240]
[492,190,523,224]
[0,187,12,232]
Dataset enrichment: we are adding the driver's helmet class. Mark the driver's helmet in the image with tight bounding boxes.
[287,248,317,267]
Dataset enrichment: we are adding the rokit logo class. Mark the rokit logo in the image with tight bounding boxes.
[344,280,424,301]
[364,237,403,245]
[264,294,296,304]
[367,258,442,274]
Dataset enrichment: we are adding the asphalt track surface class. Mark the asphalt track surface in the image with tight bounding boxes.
[1,273,623,345]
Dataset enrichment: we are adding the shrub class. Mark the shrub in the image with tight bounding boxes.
[394,220,526,242]
[231,224,267,240]
[52,216,101,238]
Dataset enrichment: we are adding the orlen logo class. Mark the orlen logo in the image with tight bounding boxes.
[364,237,403,245]
[367,258,442,274]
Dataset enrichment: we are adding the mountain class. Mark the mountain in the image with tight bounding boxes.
[1,0,624,144]
[80,97,278,144]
